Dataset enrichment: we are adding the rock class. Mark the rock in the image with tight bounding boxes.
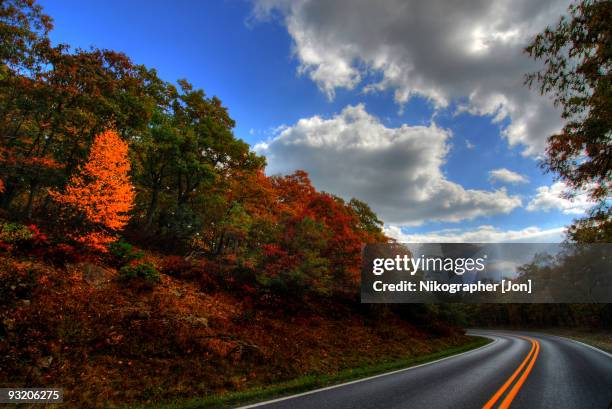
[3,318,15,331]
[67,262,114,288]
[181,315,209,327]
[37,356,53,368]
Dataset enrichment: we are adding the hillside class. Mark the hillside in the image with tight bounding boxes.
[0,246,469,408]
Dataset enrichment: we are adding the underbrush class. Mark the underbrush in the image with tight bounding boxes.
[0,222,468,408]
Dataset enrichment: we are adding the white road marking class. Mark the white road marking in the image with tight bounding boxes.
[237,335,499,409]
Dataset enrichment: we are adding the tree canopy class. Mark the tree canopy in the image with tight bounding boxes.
[0,0,388,299]
[526,0,611,242]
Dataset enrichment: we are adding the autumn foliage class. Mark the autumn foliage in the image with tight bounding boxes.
[525,0,612,242]
[50,130,135,250]
[0,3,413,407]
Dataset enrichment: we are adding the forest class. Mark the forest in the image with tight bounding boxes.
[0,1,469,406]
[0,0,389,296]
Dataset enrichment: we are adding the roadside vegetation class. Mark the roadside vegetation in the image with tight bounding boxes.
[0,248,474,407]
[0,1,474,407]
[130,337,490,409]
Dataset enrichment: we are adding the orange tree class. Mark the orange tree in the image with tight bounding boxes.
[50,130,135,250]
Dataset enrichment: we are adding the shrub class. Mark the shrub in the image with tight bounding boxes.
[0,222,34,245]
[42,243,81,267]
[119,262,160,285]
[160,256,220,290]
[25,225,48,246]
[0,222,48,254]
[160,255,195,277]
[108,240,144,267]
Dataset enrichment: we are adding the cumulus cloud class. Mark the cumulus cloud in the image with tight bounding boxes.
[527,181,592,215]
[252,0,568,155]
[257,104,521,225]
[489,168,529,184]
[385,224,566,243]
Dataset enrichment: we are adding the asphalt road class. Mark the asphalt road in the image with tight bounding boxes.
[240,330,612,409]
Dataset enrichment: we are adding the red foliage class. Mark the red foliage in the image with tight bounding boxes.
[161,256,197,277]
[27,224,48,246]
[229,170,386,298]
[42,243,83,267]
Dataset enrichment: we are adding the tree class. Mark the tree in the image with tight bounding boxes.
[525,0,611,242]
[245,171,388,298]
[50,130,135,250]
[0,0,52,73]
[1,0,55,212]
[348,198,385,240]
[132,108,180,229]
[1,0,152,217]
[131,78,265,245]
[0,42,152,216]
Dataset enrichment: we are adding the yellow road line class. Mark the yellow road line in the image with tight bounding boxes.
[498,339,540,409]
[482,337,539,409]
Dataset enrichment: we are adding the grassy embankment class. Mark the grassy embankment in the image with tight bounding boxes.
[129,336,491,409]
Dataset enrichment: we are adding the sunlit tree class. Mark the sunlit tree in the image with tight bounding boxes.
[51,130,135,250]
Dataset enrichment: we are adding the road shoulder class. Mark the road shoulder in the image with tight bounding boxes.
[130,336,492,409]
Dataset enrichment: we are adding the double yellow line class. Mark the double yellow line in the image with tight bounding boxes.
[482,336,540,409]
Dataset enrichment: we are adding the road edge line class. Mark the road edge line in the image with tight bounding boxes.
[510,330,612,360]
[557,336,612,359]
[471,329,612,360]
[237,336,499,409]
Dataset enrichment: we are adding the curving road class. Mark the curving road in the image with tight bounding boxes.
[240,330,612,409]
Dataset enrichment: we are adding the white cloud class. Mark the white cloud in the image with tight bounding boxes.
[386,224,566,243]
[465,139,476,149]
[252,0,568,155]
[527,181,592,215]
[489,168,529,184]
[257,104,521,225]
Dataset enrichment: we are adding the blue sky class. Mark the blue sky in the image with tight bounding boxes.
[39,0,584,242]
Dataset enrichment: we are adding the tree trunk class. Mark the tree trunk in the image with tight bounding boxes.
[144,187,159,229]
[25,180,39,219]
[0,181,17,210]
[216,230,226,255]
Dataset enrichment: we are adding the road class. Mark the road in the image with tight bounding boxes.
[240,330,612,409]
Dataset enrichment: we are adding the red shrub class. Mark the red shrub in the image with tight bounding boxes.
[42,243,83,267]
[161,256,196,278]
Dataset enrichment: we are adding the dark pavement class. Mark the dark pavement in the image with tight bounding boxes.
[239,330,612,409]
